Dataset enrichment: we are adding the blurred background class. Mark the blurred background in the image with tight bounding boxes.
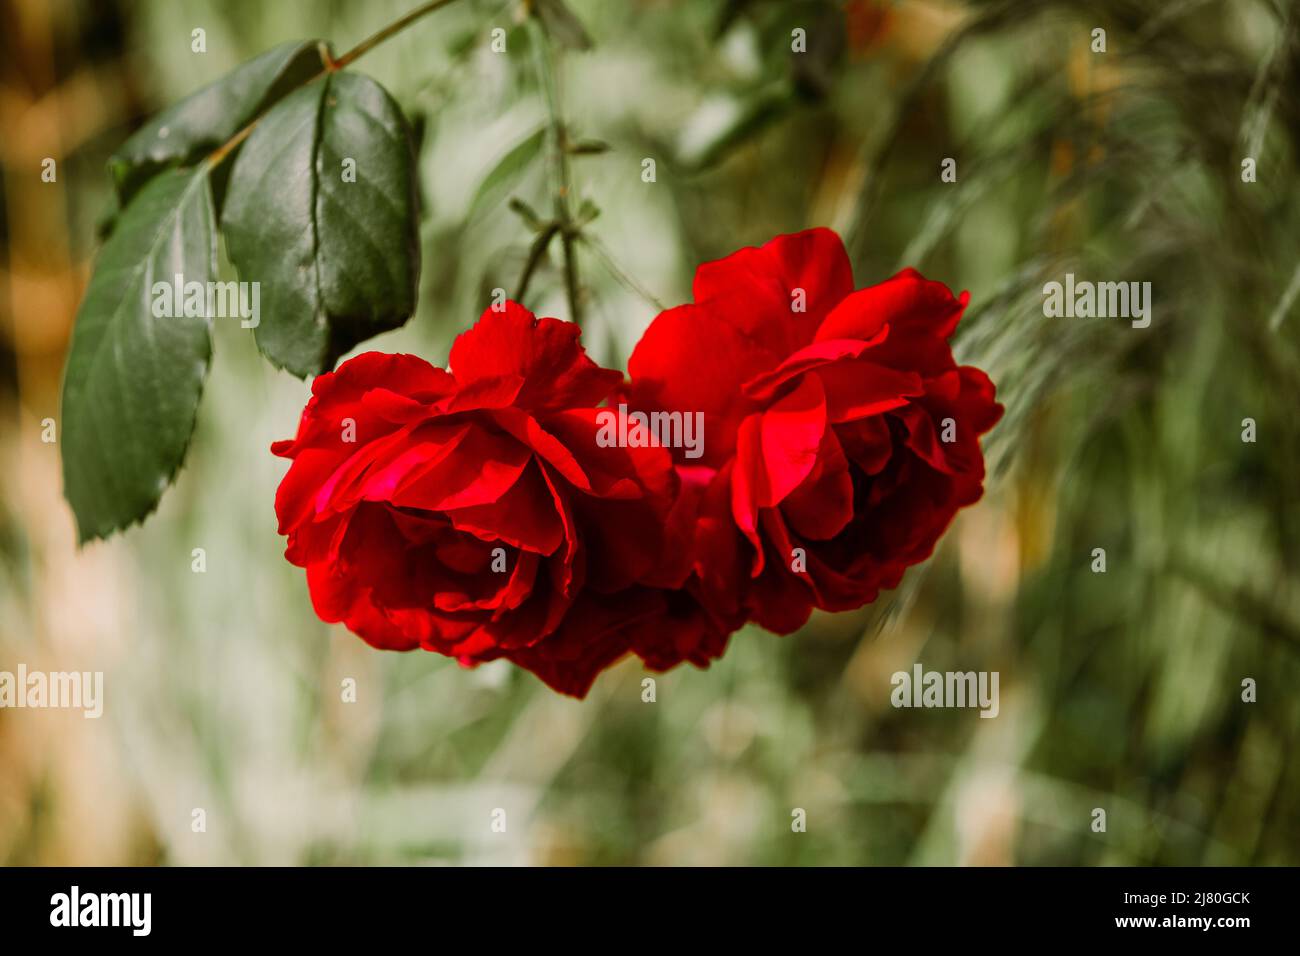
[2,0,1299,865]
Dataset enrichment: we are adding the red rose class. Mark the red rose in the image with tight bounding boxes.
[272,303,680,697]
[628,228,1002,634]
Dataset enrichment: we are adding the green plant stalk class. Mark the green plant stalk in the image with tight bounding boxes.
[526,13,584,327]
[332,0,462,70]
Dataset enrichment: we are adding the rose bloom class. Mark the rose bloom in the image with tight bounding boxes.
[272,303,689,697]
[627,228,1002,634]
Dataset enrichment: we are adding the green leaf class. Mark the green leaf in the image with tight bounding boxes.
[61,168,217,542]
[109,40,326,206]
[221,71,421,378]
[468,127,545,222]
[574,198,600,226]
[507,196,546,231]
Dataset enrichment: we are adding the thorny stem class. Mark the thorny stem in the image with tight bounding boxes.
[515,222,561,302]
[518,8,664,326]
[525,13,584,326]
[560,230,582,325]
[206,0,463,169]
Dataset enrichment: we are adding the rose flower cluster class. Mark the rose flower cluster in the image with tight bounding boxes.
[272,229,1002,697]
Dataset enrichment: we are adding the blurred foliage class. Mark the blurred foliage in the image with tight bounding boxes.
[0,0,1298,864]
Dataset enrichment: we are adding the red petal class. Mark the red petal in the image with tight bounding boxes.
[275,447,342,534]
[624,587,734,671]
[693,228,853,354]
[780,429,854,540]
[503,591,656,698]
[741,333,886,402]
[749,512,816,634]
[543,407,677,504]
[815,360,923,423]
[448,301,621,412]
[275,352,454,457]
[834,415,895,475]
[356,421,473,502]
[444,460,566,556]
[485,407,593,492]
[387,423,531,512]
[815,268,968,377]
[732,374,828,512]
[627,303,770,467]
